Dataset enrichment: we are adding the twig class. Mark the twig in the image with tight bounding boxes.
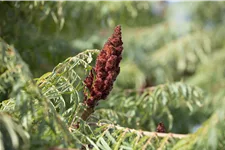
[81,107,94,121]
[49,147,79,150]
[88,122,189,139]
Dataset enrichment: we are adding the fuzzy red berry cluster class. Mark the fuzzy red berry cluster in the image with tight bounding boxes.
[156,122,166,133]
[84,25,123,108]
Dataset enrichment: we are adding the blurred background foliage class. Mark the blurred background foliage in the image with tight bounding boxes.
[0,1,163,77]
[0,1,225,149]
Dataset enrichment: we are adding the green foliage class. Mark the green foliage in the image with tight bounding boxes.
[0,1,163,77]
[0,112,29,150]
[1,1,225,150]
[95,83,203,132]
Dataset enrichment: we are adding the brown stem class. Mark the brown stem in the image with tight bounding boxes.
[49,147,79,150]
[81,107,95,121]
[70,106,94,130]
[88,122,189,139]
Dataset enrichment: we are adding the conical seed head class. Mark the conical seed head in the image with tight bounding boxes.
[84,25,123,108]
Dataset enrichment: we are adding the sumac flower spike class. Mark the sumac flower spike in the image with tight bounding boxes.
[156,122,166,133]
[84,25,123,108]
